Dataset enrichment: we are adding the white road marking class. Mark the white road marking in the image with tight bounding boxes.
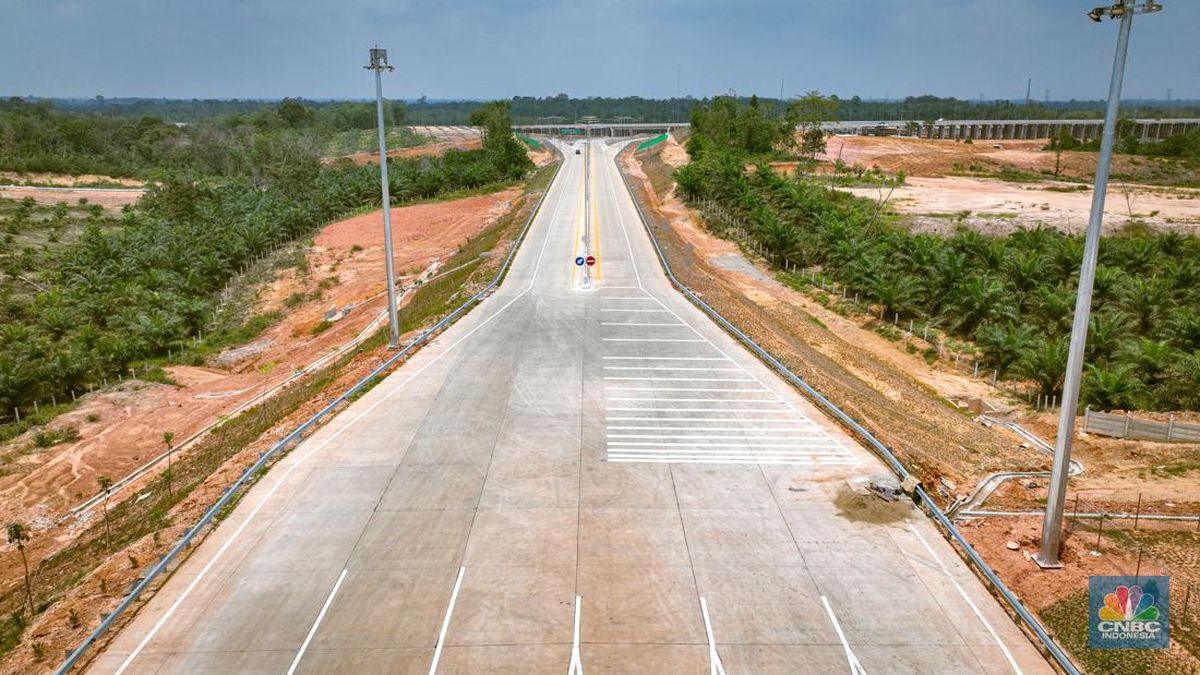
[598,308,671,312]
[112,150,571,673]
[604,393,782,398]
[607,440,844,449]
[429,566,466,675]
[604,376,755,382]
[908,524,1023,674]
[600,144,857,469]
[286,568,348,675]
[604,366,742,371]
[600,337,707,342]
[567,595,584,675]
[603,356,731,361]
[607,425,815,431]
[605,406,791,413]
[821,595,869,675]
[600,322,686,327]
[603,297,657,301]
[607,417,803,423]
[605,387,771,393]
[609,456,855,465]
[700,597,728,675]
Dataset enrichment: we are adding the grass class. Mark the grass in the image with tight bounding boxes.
[1042,590,1195,674]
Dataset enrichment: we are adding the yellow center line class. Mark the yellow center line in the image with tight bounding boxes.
[590,144,602,284]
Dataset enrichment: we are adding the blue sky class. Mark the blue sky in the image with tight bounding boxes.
[1,0,1196,101]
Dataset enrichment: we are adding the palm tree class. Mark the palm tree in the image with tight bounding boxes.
[6,523,34,616]
[1017,337,1070,398]
[1085,312,1132,368]
[948,275,1012,337]
[97,475,113,553]
[976,323,1034,378]
[870,272,923,319]
[1121,338,1175,388]
[1118,276,1173,334]
[1082,365,1143,411]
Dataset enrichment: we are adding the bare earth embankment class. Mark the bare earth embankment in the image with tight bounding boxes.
[823,136,1200,235]
[630,134,1200,673]
[0,182,533,671]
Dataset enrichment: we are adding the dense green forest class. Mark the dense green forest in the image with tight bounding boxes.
[20,94,1200,127]
[0,99,533,419]
[0,97,408,177]
[674,97,1200,412]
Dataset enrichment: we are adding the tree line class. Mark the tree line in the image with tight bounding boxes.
[674,97,1200,412]
[0,98,406,178]
[0,100,532,416]
[17,94,1200,128]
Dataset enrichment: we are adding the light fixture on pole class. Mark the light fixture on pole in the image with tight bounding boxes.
[1035,0,1162,569]
[365,46,401,349]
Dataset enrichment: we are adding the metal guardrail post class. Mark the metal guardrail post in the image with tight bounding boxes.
[612,146,1079,674]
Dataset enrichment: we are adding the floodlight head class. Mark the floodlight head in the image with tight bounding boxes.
[1087,6,1105,21]
[365,46,395,72]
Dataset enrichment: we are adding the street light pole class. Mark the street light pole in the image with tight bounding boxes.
[1036,0,1161,568]
[365,47,401,349]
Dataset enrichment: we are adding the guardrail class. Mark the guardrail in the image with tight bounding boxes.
[614,147,1078,674]
[56,156,562,674]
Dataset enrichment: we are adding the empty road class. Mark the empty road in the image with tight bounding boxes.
[91,139,1052,674]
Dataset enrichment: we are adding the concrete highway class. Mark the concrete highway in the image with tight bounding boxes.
[91,139,1053,674]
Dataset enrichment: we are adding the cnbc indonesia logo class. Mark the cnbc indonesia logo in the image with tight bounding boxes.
[1089,576,1170,649]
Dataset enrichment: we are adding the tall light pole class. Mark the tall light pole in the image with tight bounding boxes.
[1036,0,1162,569]
[365,47,401,349]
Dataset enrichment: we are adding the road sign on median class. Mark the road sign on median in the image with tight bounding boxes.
[586,255,596,267]
[575,256,585,266]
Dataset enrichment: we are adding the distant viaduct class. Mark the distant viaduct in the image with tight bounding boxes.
[514,118,1200,143]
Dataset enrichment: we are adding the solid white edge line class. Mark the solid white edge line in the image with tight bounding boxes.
[286,568,348,675]
[609,393,787,398]
[603,366,742,371]
[605,387,771,393]
[821,595,868,675]
[602,356,730,361]
[114,150,570,673]
[604,374,753,381]
[700,597,727,675]
[429,566,467,675]
[600,323,686,327]
[604,407,791,413]
[567,594,584,675]
[600,337,707,342]
[907,524,1023,675]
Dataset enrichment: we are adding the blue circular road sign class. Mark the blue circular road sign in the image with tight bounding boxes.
[575,256,585,266]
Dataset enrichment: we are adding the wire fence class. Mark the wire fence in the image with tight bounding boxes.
[1065,490,1200,644]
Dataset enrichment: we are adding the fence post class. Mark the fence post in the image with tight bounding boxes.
[1072,493,1080,531]
[1096,513,1105,549]
[1124,412,1131,439]
[1133,492,1142,531]
[13,408,18,423]
[1167,415,1175,442]
[1084,405,1091,431]
[33,401,38,414]
[973,362,980,378]
[1051,395,1057,410]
